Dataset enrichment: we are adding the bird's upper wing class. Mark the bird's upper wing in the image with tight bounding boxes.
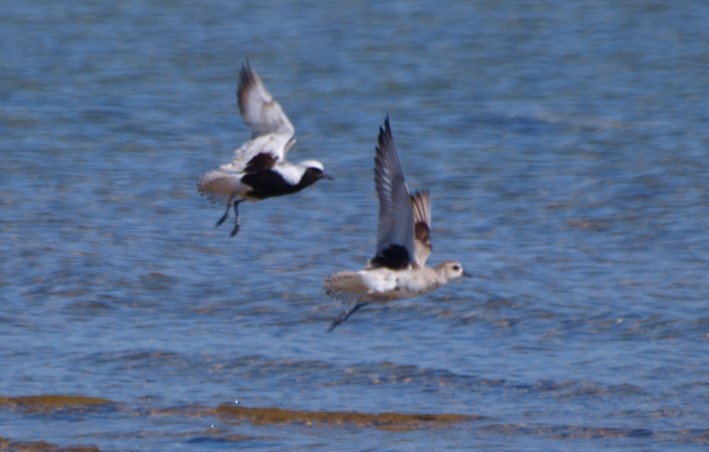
[369,117,416,270]
[238,62,295,141]
[225,63,297,172]
[410,189,432,267]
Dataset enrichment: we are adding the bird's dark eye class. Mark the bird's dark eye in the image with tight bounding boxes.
[453,265,460,271]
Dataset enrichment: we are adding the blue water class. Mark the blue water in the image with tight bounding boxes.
[1,0,707,449]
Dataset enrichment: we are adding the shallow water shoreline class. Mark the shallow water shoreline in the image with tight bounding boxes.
[3,393,707,449]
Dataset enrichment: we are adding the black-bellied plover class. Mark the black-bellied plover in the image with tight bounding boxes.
[198,62,332,237]
[324,117,471,331]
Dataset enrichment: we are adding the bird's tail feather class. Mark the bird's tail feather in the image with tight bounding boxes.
[324,271,368,300]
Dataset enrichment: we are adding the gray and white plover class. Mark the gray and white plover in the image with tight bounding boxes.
[324,117,471,331]
[198,62,332,237]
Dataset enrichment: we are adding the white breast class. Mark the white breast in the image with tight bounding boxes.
[274,163,305,186]
[359,269,398,294]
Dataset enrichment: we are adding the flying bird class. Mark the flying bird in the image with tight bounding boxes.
[324,117,471,331]
[198,62,331,237]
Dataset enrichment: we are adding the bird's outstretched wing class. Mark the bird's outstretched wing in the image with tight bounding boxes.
[410,189,432,268]
[226,63,297,173]
[369,117,415,270]
[238,62,295,138]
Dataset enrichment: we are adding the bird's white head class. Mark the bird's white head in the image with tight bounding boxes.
[299,159,333,181]
[436,260,473,281]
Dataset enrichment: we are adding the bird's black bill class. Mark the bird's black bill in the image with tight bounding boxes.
[323,173,335,181]
[463,271,474,278]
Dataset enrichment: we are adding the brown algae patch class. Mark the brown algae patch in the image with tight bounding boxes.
[215,405,479,430]
[0,435,99,451]
[0,395,114,413]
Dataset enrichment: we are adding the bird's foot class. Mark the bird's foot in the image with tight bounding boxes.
[327,302,368,332]
[215,211,229,227]
[229,200,243,237]
[230,220,241,237]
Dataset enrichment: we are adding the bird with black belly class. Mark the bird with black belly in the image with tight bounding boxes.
[197,62,332,237]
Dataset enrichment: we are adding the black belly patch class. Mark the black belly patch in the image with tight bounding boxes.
[369,245,411,270]
[242,170,301,199]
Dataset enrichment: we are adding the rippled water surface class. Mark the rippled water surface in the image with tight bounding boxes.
[1,1,708,449]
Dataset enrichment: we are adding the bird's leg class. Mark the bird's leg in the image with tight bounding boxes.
[328,302,369,332]
[215,195,234,228]
[230,200,243,237]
